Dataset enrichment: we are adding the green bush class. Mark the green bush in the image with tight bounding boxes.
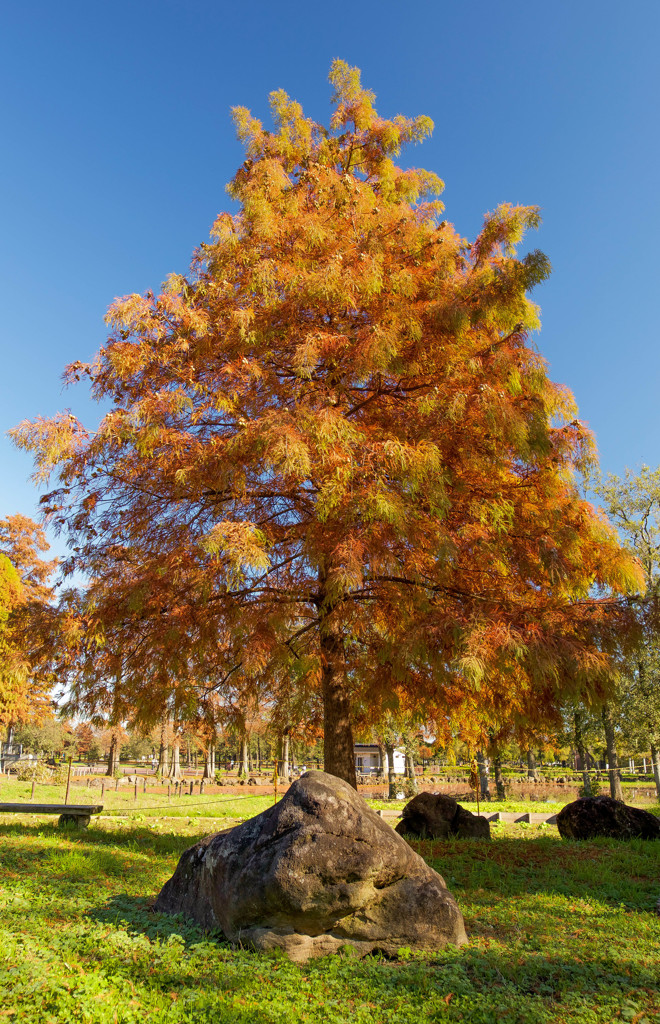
[52,764,71,785]
[15,761,54,783]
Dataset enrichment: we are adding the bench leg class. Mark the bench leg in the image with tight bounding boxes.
[58,814,91,829]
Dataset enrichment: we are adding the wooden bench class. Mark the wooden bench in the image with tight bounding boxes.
[0,803,103,828]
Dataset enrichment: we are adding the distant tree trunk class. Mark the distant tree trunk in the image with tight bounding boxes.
[477,751,490,800]
[527,749,540,782]
[574,710,592,796]
[203,745,213,780]
[280,731,290,781]
[158,719,168,778]
[493,754,506,800]
[405,750,418,793]
[211,742,216,775]
[650,741,660,800]
[385,742,397,800]
[169,736,181,781]
[378,741,388,778]
[236,733,248,778]
[105,731,119,777]
[256,735,261,772]
[601,703,623,801]
[319,607,356,789]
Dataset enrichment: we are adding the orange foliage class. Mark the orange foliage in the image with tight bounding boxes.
[12,62,642,783]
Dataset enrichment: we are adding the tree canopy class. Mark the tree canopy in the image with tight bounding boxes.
[0,516,56,728]
[12,61,642,785]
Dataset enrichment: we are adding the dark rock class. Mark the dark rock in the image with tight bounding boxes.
[454,804,491,839]
[155,770,467,960]
[557,796,660,840]
[395,792,490,840]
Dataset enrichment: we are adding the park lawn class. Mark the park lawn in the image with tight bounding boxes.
[0,813,659,1024]
[0,778,275,821]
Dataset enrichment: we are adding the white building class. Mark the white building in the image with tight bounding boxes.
[354,743,406,775]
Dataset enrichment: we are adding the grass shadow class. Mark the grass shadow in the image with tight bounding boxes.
[86,892,228,948]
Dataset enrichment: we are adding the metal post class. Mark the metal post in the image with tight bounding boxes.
[134,779,138,803]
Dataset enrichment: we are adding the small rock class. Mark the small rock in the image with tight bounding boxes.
[395,793,490,840]
[557,796,660,840]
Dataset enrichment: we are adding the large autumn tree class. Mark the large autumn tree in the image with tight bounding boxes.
[13,62,641,786]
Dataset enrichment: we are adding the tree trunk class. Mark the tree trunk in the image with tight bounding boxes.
[105,732,119,777]
[158,719,169,779]
[493,754,506,800]
[379,743,388,779]
[237,734,249,778]
[477,750,490,800]
[169,736,181,781]
[320,614,357,789]
[574,710,592,796]
[527,749,540,783]
[601,703,623,801]
[405,750,418,794]
[256,735,261,772]
[650,741,660,800]
[203,745,213,780]
[378,741,388,778]
[385,742,397,800]
[281,731,290,781]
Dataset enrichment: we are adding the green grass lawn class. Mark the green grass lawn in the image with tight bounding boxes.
[1,799,659,1024]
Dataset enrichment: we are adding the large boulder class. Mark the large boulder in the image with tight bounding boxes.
[396,792,490,840]
[155,770,467,960]
[557,795,660,840]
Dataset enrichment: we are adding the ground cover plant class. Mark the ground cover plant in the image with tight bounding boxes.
[1,808,659,1023]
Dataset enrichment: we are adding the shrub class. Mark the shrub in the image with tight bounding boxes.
[15,761,54,783]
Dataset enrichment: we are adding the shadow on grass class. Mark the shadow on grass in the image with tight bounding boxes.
[67,900,660,1024]
[2,820,658,911]
[87,892,229,948]
[0,818,202,856]
[2,822,659,1022]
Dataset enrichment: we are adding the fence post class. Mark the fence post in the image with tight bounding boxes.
[134,779,138,803]
[64,757,73,806]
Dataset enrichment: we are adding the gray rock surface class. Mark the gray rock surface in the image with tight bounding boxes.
[155,770,467,960]
[557,795,660,840]
[395,792,490,840]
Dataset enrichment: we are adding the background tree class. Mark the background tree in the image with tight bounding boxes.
[594,465,660,796]
[0,516,56,733]
[13,62,642,787]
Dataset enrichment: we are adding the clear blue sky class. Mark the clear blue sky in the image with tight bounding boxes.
[2,1,658,560]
